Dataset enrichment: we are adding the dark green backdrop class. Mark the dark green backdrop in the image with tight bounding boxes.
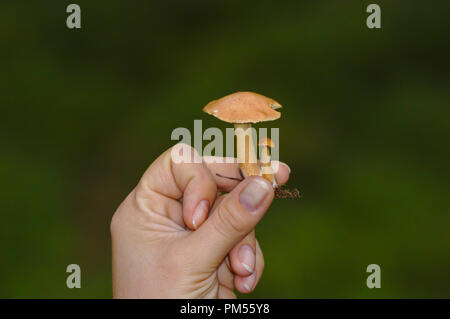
[1,1,449,298]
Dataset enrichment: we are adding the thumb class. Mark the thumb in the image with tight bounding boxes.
[187,176,274,267]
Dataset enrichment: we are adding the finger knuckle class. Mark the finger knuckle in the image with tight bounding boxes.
[110,212,121,236]
[171,143,200,164]
[110,193,135,236]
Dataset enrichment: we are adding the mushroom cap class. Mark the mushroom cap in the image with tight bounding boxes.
[203,91,281,124]
[258,137,275,148]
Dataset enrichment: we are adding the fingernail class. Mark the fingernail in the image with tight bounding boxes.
[243,272,257,292]
[238,245,255,273]
[225,256,231,268]
[239,178,271,212]
[193,200,209,229]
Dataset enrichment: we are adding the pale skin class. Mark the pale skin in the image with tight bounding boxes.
[111,145,290,298]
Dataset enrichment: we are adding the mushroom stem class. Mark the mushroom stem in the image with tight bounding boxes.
[234,123,260,177]
[260,145,277,188]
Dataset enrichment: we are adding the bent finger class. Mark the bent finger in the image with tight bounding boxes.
[234,239,264,294]
[228,230,256,277]
[136,144,217,229]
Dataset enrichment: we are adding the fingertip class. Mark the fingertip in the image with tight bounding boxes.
[193,200,209,230]
[181,168,217,230]
[184,199,210,230]
[229,244,256,276]
[272,161,291,186]
[282,162,291,174]
[238,176,274,213]
[234,272,257,294]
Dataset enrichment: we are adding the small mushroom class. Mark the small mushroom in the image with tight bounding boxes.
[259,137,277,188]
[203,92,281,178]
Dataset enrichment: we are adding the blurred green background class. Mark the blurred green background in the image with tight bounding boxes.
[1,0,449,298]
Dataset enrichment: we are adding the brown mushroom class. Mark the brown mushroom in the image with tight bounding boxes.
[259,137,277,188]
[203,92,281,178]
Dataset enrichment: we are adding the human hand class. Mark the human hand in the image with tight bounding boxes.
[111,145,290,298]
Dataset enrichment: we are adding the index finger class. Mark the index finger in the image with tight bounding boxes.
[203,156,291,192]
